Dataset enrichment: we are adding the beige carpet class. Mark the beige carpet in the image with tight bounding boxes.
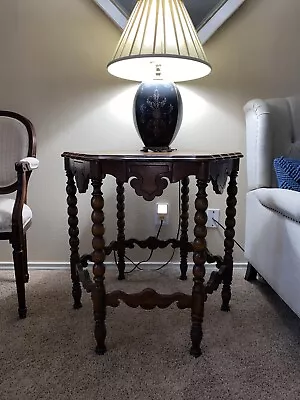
[0,267,300,400]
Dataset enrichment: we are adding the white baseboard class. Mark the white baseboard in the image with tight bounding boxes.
[0,261,247,270]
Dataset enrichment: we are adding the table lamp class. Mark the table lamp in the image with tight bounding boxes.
[107,0,212,152]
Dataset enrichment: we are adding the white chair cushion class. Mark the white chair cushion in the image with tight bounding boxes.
[0,198,32,233]
[253,187,300,223]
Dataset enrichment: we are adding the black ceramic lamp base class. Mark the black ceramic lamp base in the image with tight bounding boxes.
[141,146,176,153]
[133,81,183,151]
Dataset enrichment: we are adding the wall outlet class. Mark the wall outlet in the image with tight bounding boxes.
[206,209,220,228]
[155,202,169,225]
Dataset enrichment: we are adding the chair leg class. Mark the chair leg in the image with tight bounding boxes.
[245,262,257,281]
[23,234,29,283]
[12,241,27,319]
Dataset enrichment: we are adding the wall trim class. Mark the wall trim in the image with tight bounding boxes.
[0,261,247,270]
[198,0,246,43]
[93,0,246,44]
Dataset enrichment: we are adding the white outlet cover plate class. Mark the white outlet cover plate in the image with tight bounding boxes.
[207,209,220,228]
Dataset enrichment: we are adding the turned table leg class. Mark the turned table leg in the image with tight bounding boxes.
[116,180,126,280]
[190,179,208,357]
[180,177,189,280]
[66,170,82,309]
[91,177,107,355]
[221,166,238,311]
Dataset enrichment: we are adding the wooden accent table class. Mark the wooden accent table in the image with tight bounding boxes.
[62,151,243,357]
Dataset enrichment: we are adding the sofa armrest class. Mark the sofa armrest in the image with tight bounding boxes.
[244,99,273,191]
[244,96,300,191]
[251,187,300,223]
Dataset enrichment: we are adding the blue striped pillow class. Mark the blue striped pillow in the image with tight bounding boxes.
[273,156,300,191]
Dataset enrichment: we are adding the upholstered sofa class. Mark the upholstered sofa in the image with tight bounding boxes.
[244,96,300,318]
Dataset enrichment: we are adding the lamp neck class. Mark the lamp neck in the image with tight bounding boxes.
[154,63,162,79]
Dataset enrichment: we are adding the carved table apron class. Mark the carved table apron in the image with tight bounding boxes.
[62,151,243,357]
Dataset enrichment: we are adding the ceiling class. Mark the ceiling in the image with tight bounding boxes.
[110,0,227,29]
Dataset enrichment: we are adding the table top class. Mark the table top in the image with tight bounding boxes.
[62,150,243,162]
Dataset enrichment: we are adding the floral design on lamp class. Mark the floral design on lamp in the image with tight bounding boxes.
[134,82,182,150]
[107,0,211,152]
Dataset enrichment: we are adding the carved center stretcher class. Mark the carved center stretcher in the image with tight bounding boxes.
[62,151,243,357]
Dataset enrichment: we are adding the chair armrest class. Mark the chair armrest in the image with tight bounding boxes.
[11,158,39,234]
[19,157,39,171]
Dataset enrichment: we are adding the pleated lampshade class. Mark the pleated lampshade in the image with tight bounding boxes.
[107,0,212,82]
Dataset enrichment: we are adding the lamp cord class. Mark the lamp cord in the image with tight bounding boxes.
[113,184,245,274]
[114,182,182,274]
[115,219,163,275]
[154,182,181,271]
[212,218,245,252]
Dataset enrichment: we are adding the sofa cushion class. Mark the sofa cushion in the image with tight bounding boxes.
[254,187,300,223]
[274,156,300,190]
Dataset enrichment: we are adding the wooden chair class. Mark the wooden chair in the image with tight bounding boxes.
[0,111,39,318]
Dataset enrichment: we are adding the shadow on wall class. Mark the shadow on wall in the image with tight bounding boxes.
[33,81,138,151]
